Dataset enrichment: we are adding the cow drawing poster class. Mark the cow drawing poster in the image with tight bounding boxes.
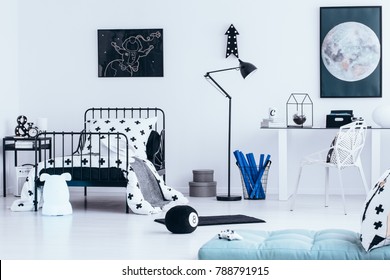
[98,29,163,77]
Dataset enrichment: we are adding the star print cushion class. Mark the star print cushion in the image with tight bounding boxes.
[82,117,157,159]
[360,169,390,251]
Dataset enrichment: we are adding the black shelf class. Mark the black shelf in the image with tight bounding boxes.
[2,136,52,197]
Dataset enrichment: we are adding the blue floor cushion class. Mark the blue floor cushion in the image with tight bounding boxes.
[198,229,390,260]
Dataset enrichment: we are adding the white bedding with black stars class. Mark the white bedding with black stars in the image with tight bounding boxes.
[10,154,188,215]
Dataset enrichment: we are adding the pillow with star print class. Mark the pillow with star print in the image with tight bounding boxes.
[360,169,390,251]
[82,117,157,159]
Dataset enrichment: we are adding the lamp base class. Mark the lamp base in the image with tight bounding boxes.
[216,195,242,201]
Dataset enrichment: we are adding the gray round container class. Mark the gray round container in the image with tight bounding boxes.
[192,169,214,182]
[189,169,216,197]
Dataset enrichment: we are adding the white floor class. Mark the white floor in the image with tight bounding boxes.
[0,189,366,260]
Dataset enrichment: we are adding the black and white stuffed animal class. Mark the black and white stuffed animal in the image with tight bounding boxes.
[218,229,243,241]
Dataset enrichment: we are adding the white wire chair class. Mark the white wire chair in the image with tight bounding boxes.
[290,121,369,214]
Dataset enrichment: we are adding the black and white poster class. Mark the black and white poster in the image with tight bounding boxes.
[98,29,163,77]
[320,6,381,98]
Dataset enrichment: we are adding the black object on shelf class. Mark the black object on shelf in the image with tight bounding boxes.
[326,110,354,128]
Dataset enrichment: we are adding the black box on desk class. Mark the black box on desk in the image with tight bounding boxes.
[326,110,353,128]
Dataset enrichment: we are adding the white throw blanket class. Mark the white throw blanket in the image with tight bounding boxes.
[11,154,188,215]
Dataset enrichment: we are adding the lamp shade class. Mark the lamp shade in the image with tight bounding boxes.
[239,59,257,79]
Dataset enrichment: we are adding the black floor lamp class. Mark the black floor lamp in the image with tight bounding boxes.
[204,59,257,201]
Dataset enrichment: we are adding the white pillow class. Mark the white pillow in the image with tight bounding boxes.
[360,169,390,251]
[82,117,157,159]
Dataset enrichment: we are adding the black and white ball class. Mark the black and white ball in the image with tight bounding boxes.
[165,205,198,234]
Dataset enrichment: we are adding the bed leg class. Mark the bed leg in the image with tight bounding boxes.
[84,186,87,196]
[34,183,38,211]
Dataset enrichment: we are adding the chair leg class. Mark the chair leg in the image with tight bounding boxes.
[337,169,347,215]
[357,163,369,194]
[325,167,329,207]
[290,165,304,211]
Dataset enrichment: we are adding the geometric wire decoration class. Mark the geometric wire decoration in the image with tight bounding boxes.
[286,93,313,128]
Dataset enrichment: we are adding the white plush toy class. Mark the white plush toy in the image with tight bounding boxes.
[40,173,72,216]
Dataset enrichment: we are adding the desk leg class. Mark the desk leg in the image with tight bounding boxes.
[278,129,288,200]
[371,130,381,186]
[2,138,5,197]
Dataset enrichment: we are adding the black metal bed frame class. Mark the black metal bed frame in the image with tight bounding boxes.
[33,107,166,213]
[83,107,165,174]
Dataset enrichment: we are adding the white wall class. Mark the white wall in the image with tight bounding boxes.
[6,0,390,197]
[0,0,19,195]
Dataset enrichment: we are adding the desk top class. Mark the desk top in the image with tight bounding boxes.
[260,126,389,130]
[3,136,51,140]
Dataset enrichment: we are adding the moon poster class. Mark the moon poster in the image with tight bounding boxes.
[320,6,381,98]
[98,29,163,77]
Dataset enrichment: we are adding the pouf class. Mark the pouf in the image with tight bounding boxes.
[165,205,199,234]
[198,229,390,260]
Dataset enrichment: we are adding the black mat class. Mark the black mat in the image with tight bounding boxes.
[154,214,265,226]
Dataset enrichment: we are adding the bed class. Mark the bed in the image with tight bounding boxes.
[11,107,188,214]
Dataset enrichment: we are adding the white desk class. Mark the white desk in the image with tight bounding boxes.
[371,129,381,187]
[261,127,386,200]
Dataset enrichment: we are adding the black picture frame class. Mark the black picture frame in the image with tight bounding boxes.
[98,29,163,78]
[320,6,382,98]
